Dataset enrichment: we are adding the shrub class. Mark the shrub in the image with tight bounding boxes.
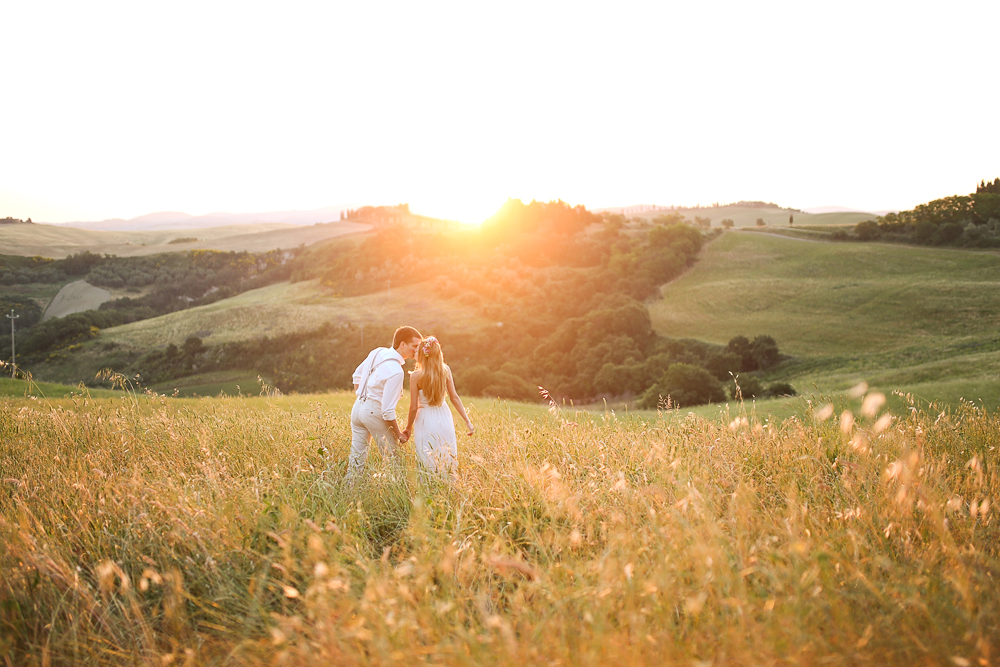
[764,381,797,397]
[640,363,725,408]
[854,220,881,241]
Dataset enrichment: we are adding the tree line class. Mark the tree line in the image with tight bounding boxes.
[846,184,1000,248]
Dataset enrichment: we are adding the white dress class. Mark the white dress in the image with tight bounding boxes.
[414,389,458,475]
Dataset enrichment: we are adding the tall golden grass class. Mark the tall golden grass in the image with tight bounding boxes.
[1,388,997,666]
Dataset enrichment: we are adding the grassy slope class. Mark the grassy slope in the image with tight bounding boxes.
[632,205,873,228]
[649,230,1000,407]
[29,279,492,386]
[16,223,1000,412]
[100,279,491,349]
[0,220,369,258]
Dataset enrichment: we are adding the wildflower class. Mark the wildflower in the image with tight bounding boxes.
[814,404,834,421]
[840,411,854,434]
[861,392,886,418]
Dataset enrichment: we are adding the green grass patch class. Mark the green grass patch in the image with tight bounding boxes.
[0,376,120,398]
[148,371,273,398]
[650,231,1000,408]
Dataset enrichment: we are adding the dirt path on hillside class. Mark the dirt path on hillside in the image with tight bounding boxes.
[42,280,112,321]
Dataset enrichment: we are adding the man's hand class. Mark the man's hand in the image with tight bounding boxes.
[400,428,411,443]
[386,419,406,444]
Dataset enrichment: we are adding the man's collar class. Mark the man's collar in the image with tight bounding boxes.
[387,347,405,364]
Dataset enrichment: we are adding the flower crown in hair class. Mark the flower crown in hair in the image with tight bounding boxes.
[421,336,438,357]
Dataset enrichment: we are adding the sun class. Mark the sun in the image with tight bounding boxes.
[408,196,507,226]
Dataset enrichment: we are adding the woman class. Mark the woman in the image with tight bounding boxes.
[402,336,474,476]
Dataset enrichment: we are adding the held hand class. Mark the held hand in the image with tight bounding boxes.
[465,423,475,436]
[400,428,410,443]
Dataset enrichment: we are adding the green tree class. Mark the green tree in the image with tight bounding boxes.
[914,220,936,244]
[756,218,765,227]
[727,335,752,370]
[936,222,964,245]
[640,363,725,408]
[750,335,781,369]
[720,219,734,229]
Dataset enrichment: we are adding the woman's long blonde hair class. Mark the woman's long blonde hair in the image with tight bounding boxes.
[415,336,447,406]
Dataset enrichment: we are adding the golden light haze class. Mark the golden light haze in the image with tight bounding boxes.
[2,1,999,224]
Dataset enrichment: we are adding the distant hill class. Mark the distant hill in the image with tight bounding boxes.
[620,204,876,228]
[596,203,893,226]
[45,206,351,231]
[0,220,370,258]
[802,205,897,216]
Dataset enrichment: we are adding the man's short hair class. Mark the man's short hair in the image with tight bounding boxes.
[393,326,422,349]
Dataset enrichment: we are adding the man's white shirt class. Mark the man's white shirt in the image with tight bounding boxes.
[353,347,405,421]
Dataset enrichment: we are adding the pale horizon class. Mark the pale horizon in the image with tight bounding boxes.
[3,1,998,226]
[25,200,899,228]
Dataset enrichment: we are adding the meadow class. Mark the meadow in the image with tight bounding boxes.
[1,384,997,666]
[650,231,1000,409]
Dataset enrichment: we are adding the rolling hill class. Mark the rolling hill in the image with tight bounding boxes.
[50,205,350,231]
[0,220,370,258]
[629,204,874,228]
[649,230,1000,405]
[8,207,1000,411]
[99,279,492,350]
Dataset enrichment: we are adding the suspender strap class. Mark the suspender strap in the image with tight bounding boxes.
[359,350,400,401]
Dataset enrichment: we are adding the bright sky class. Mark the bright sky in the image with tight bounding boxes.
[2,1,998,224]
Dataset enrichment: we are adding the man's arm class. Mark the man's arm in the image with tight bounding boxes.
[402,370,421,440]
[380,368,405,442]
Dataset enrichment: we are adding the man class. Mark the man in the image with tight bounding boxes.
[347,325,422,479]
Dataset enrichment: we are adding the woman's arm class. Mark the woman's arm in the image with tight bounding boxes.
[403,370,421,439]
[445,367,474,435]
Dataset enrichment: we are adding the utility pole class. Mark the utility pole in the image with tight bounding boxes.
[6,309,18,378]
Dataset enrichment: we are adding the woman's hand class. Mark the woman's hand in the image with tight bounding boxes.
[400,428,411,443]
[465,422,475,436]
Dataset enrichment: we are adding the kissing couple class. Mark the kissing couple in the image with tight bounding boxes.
[347,326,474,480]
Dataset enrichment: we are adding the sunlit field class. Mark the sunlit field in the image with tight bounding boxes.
[2,385,997,666]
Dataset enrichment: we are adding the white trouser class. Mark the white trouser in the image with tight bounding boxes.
[347,398,397,478]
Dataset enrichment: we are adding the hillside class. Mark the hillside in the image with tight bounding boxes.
[0,220,369,258]
[14,201,720,403]
[629,205,873,228]
[8,201,1000,411]
[52,205,350,231]
[649,230,1000,406]
[100,279,492,349]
